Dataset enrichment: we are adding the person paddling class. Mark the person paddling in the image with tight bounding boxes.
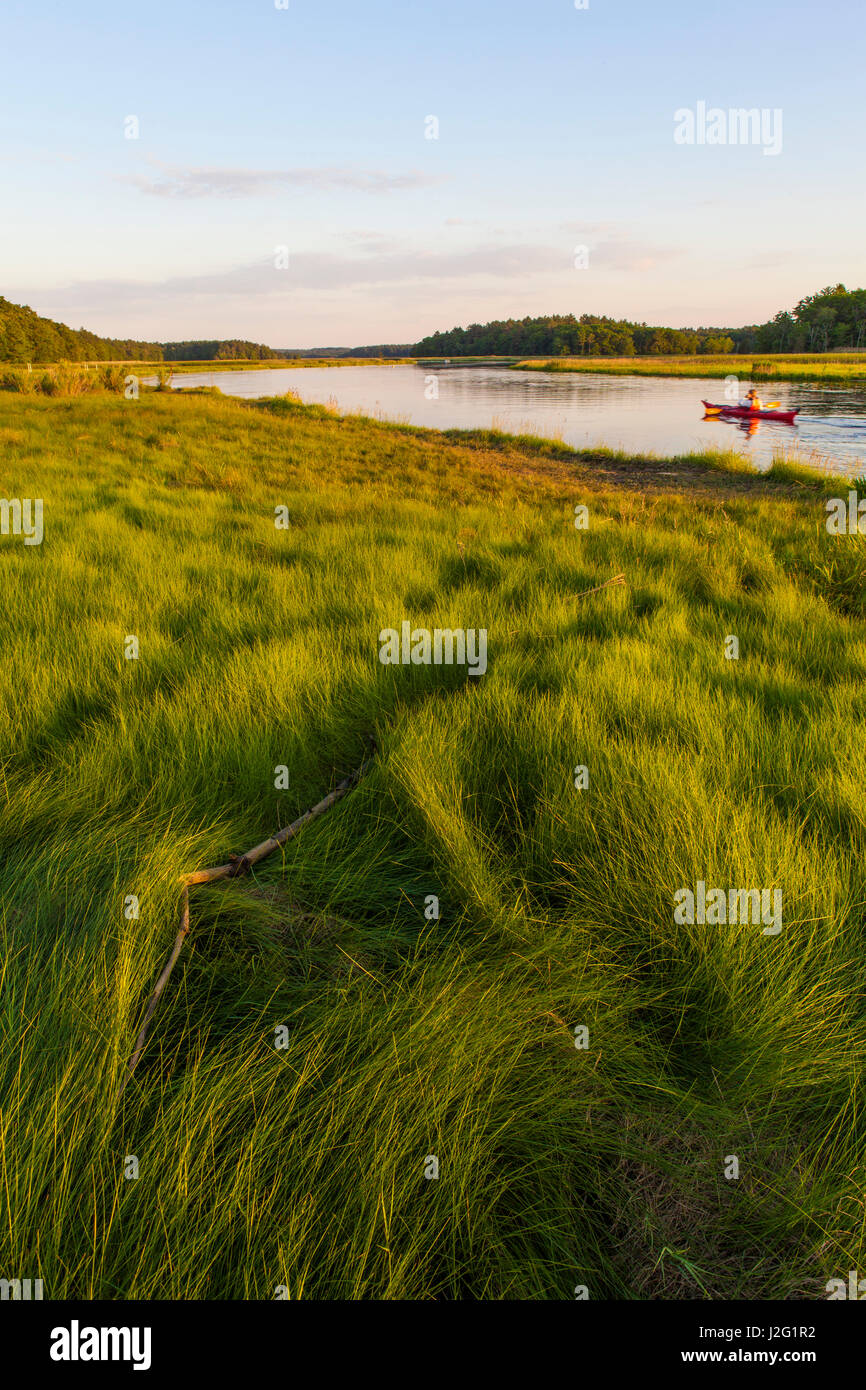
[741,387,763,411]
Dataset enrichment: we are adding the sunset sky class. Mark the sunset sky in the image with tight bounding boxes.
[2,0,863,347]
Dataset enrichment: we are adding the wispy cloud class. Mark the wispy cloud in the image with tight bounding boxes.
[123,160,440,198]
[20,244,571,318]
[13,233,687,341]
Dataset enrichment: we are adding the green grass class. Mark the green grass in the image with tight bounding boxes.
[0,363,132,395]
[516,354,866,384]
[1,387,865,1300]
[6,353,866,388]
[0,359,412,393]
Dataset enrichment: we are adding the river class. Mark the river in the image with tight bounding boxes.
[166,364,866,476]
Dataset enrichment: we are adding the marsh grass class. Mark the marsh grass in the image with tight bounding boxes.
[1,389,865,1299]
[0,363,130,396]
[517,355,866,384]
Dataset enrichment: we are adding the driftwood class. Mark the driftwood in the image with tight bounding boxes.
[118,742,376,1095]
[184,756,374,884]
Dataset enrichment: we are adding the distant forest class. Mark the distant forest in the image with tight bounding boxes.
[0,296,162,363]
[1,285,865,364]
[415,316,735,357]
[731,285,866,354]
[0,297,415,362]
[415,287,866,358]
[162,340,282,361]
[0,298,284,364]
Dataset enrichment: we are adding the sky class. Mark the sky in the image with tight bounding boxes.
[1,0,863,348]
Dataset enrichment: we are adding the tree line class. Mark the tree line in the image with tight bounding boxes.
[0,296,162,363]
[414,314,736,358]
[414,288,866,358]
[161,340,282,361]
[3,285,865,365]
[0,298,281,364]
[730,285,866,354]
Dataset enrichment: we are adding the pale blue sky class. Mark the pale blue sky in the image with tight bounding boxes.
[1,0,863,346]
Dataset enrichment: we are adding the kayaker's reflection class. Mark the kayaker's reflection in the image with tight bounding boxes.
[703,413,761,437]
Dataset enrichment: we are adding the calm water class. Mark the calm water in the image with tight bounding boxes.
[169,364,866,476]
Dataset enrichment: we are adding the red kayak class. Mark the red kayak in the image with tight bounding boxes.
[702,400,800,424]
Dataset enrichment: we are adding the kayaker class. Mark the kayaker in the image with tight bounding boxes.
[743,388,763,411]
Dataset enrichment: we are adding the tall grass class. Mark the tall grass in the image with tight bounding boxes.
[0,363,132,396]
[517,355,866,384]
[1,389,864,1299]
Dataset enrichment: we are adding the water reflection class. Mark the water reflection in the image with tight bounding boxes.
[168,364,866,476]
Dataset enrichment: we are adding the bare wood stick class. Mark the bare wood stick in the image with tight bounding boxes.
[118,745,376,1095]
[185,755,375,885]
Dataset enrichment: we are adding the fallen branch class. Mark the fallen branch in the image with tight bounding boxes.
[118,741,376,1095]
[185,752,376,885]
